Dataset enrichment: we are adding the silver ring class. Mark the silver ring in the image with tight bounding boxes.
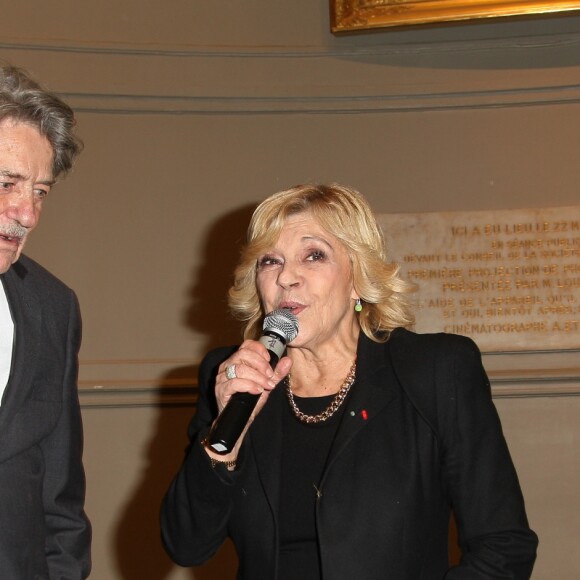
[225,364,237,380]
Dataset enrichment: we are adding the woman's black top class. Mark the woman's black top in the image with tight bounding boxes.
[278,391,350,580]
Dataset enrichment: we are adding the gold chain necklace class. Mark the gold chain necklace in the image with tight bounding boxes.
[284,360,357,424]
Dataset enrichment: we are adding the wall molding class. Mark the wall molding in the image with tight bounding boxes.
[4,32,580,114]
[50,84,580,115]
[79,383,197,408]
[2,30,580,57]
[78,350,580,408]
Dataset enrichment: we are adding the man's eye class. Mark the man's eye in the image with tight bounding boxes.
[34,188,49,199]
[0,182,14,191]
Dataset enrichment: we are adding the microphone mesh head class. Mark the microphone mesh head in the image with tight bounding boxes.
[263,309,299,343]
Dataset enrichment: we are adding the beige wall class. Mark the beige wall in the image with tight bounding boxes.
[4,1,579,577]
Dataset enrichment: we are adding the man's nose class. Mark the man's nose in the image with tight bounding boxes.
[6,191,39,229]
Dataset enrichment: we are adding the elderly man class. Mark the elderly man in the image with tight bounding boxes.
[0,64,91,578]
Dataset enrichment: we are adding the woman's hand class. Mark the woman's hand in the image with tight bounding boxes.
[204,339,292,464]
[215,339,292,415]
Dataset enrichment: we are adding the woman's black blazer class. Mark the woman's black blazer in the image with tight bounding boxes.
[162,328,538,579]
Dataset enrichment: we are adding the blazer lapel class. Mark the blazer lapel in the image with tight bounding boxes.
[323,334,399,476]
[248,384,286,517]
[248,334,401,509]
[0,262,41,421]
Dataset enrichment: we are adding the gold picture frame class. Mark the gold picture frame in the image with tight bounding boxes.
[331,0,580,32]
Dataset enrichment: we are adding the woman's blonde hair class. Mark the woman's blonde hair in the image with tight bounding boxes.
[229,183,415,342]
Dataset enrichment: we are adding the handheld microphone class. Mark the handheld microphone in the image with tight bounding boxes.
[206,309,299,455]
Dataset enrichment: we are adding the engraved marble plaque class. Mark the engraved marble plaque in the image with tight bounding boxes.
[378,206,580,352]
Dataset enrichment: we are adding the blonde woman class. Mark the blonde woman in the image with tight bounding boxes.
[162,183,537,579]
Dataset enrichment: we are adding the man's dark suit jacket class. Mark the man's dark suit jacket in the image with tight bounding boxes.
[162,328,538,579]
[0,255,91,579]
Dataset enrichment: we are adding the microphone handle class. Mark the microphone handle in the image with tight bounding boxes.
[206,349,281,455]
